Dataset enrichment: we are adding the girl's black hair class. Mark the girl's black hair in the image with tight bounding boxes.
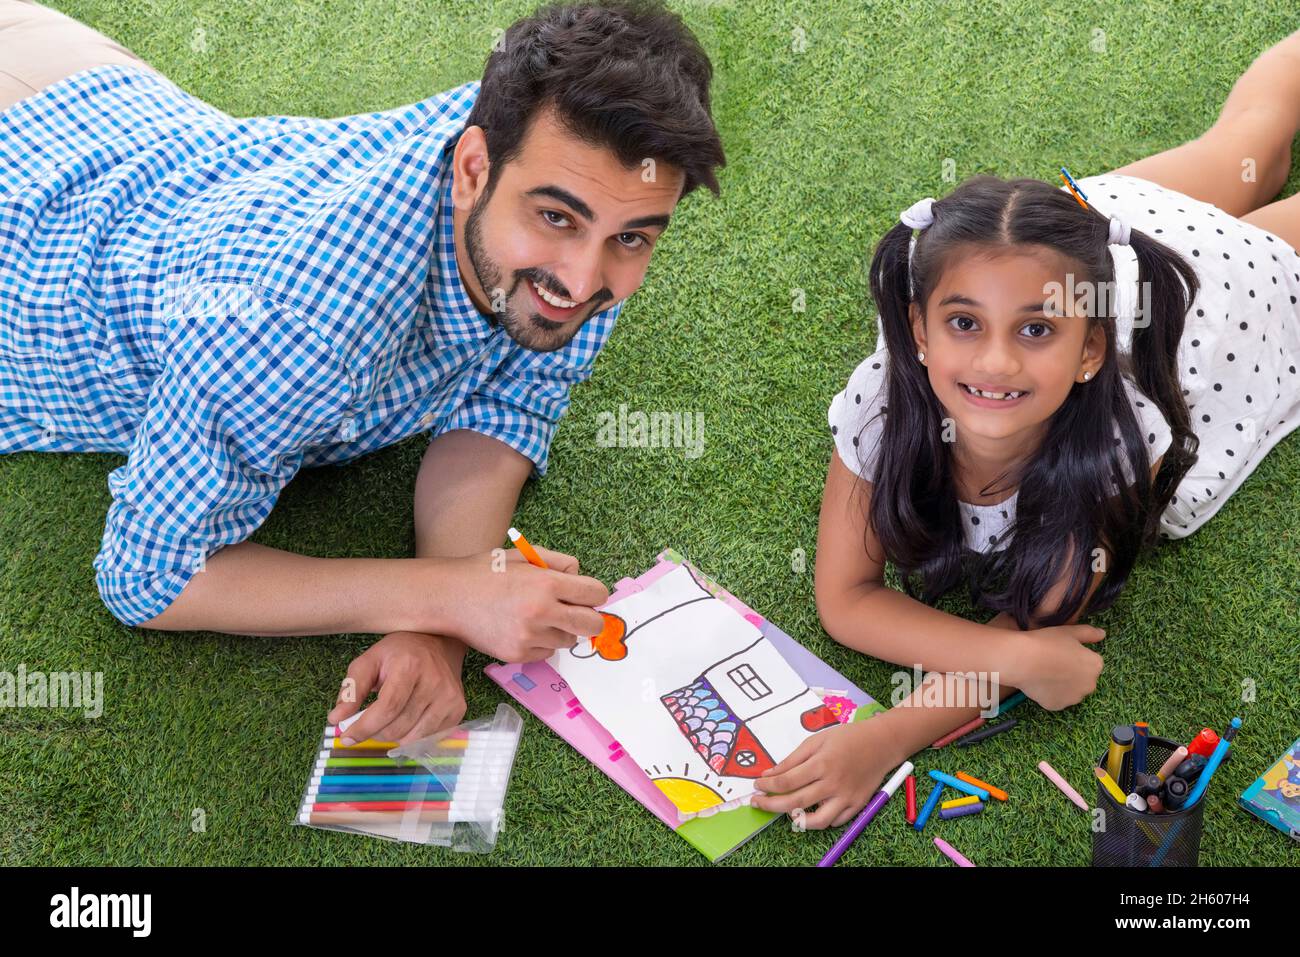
[861,175,1200,629]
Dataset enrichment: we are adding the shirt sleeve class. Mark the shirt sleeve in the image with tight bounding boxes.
[92,287,352,626]
[429,300,621,477]
[827,347,891,480]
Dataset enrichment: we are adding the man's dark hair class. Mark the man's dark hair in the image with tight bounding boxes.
[465,0,725,200]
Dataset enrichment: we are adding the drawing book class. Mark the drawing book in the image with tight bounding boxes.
[1239,732,1300,842]
[485,548,882,862]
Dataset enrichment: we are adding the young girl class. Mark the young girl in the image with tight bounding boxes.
[752,30,1300,831]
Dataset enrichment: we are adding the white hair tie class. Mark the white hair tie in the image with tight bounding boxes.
[1107,215,1140,353]
[901,197,936,297]
[1107,215,1131,246]
[901,197,936,230]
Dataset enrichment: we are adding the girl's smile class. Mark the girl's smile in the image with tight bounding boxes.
[958,381,1033,406]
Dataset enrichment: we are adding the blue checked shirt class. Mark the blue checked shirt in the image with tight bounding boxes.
[0,65,622,627]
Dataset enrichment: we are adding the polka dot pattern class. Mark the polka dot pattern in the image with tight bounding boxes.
[1078,174,1300,541]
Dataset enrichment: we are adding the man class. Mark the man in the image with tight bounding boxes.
[0,0,725,745]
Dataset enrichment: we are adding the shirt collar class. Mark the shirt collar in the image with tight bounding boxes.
[423,157,495,346]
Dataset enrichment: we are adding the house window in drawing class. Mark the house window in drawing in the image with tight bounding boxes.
[662,641,838,779]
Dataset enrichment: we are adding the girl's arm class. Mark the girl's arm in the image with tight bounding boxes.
[815,453,1027,679]
[815,453,1107,711]
[756,451,1156,828]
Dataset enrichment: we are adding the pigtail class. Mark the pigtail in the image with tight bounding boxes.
[1126,228,1201,545]
[865,219,965,601]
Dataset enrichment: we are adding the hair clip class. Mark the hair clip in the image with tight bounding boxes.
[1060,165,1092,208]
[1059,166,1089,209]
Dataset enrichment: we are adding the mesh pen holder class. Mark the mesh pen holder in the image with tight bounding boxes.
[1091,736,1205,867]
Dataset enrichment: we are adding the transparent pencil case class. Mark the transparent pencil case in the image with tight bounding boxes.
[293,703,523,853]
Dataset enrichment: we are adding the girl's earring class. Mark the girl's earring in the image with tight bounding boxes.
[1083,371,1092,381]
[917,351,925,362]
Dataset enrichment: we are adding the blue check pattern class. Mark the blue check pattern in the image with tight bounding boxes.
[0,65,622,626]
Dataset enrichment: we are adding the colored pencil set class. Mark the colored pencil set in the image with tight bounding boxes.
[293,703,525,852]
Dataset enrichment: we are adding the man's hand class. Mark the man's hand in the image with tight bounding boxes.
[442,544,609,663]
[327,632,468,746]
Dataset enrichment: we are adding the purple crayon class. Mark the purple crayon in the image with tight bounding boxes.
[939,802,985,820]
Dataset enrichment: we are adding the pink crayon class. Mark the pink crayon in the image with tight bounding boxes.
[1037,760,1089,811]
[934,836,975,867]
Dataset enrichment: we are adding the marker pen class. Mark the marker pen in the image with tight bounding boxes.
[818,761,914,867]
[1107,725,1135,787]
[1173,754,1208,782]
[1184,718,1241,808]
[1186,728,1220,759]
[1132,722,1149,777]
[1163,775,1190,811]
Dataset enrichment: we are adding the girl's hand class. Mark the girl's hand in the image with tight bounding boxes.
[750,719,903,830]
[1013,625,1106,711]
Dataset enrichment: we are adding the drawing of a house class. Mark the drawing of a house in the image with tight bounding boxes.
[662,639,838,778]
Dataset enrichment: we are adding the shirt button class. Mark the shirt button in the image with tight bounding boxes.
[418,413,435,429]
[338,416,357,441]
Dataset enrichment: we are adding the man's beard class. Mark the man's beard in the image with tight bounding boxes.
[463,190,613,353]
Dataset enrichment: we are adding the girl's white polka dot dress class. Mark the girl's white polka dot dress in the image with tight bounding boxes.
[827,172,1300,549]
[1081,173,1300,538]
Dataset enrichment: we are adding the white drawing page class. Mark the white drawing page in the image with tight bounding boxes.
[550,564,830,817]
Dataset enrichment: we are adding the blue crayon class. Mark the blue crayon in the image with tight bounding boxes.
[914,781,945,831]
[929,770,990,801]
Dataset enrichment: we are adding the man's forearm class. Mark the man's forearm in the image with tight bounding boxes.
[138,541,454,636]
[138,431,530,638]
[406,429,534,660]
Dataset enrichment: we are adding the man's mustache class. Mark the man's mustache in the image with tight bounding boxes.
[517,268,613,311]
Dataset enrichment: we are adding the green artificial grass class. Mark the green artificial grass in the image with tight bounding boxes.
[2,0,1298,867]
